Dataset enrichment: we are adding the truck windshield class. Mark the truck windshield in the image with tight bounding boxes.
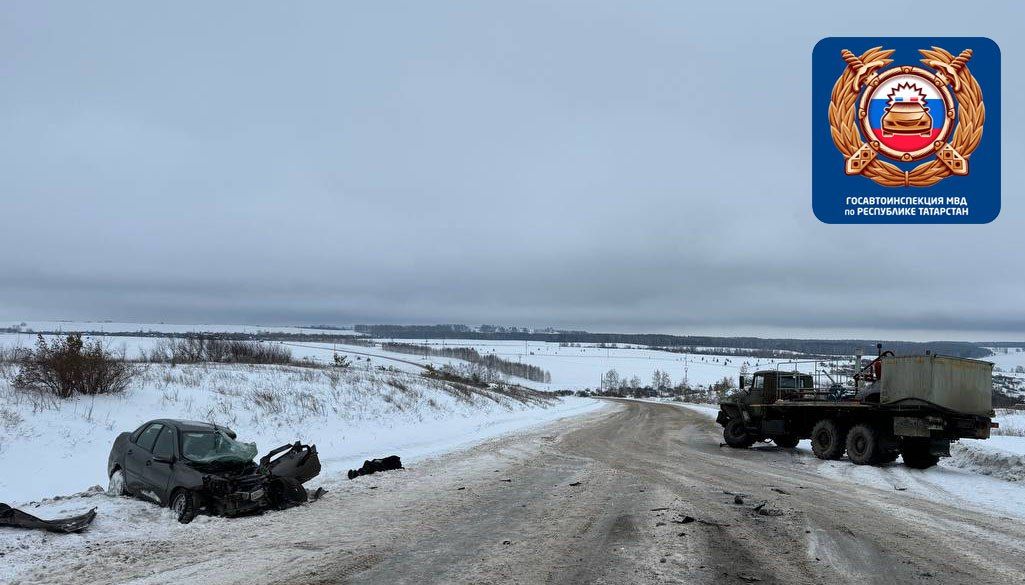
[180,430,258,464]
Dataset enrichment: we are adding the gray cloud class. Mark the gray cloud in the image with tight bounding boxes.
[1,1,1022,340]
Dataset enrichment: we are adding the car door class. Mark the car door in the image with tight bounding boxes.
[124,423,163,497]
[141,425,178,505]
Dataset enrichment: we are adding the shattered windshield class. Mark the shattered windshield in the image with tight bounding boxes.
[180,430,258,464]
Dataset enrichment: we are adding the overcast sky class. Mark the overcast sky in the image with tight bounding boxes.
[1,2,1022,341]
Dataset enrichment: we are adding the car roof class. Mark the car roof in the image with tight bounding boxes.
[148,419,224,432]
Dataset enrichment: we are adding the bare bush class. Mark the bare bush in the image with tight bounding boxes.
[147,337,293,365]
[0,407,24,431]
[13,334,137,398]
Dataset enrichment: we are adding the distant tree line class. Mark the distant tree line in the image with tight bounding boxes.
[356,325,991,359]
[382,342,551,383]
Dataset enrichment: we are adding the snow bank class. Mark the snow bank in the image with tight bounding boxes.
[943,410,1025,482]
[672,402,720,419]
[946,437,1025,482]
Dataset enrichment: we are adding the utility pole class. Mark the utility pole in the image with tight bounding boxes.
[683,355,689,388]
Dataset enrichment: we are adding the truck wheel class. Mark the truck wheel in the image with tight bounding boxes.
[846,424,882,465]
[901,446,940,469]
[723,418,755,448]
[810,419,845,460]
[773,435,800,448]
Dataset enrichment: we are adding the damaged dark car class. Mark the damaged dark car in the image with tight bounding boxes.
[107,419,322,523]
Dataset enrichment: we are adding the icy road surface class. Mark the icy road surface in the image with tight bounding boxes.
[6,401,1025,585]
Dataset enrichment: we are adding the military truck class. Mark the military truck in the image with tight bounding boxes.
[716,347,996,469]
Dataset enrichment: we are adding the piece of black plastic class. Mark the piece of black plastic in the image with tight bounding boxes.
[0,503,97,533]
[260,442,322,484]
[348,455,403,480]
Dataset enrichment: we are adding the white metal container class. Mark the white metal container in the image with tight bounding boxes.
[880,355,993,416]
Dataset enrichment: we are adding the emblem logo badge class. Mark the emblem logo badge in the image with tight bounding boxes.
[813,38,1000,224]
[833,46,981,185]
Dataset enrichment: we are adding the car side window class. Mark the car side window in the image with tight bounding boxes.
[752,375,765,390]
[135,423,164,452]
[152,426,175,459]
[130,423,148,443]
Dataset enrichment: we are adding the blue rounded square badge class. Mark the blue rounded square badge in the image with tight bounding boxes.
[812,37,1000,223]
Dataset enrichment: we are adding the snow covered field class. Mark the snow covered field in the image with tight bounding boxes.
[983,347,1025,373]
[364,338,788,390]
[1,332,789,392]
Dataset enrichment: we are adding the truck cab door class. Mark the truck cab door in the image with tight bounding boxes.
[763,374,779,403]
[746,374,768,420]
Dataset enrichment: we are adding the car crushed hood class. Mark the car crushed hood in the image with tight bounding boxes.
[187,442,321,482]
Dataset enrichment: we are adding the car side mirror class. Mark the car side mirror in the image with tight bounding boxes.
[739,375,746,389]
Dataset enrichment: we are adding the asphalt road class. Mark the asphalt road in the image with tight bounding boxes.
[269,400,1025,585]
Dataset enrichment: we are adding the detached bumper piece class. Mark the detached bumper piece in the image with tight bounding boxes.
[0,503,97,533]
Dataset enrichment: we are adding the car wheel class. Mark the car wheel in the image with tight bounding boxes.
[107,469,127,496]
[810,419,845,460]
[846,424,881,465]
[723,418,755,448]
[170,489,198,524]
[773,435,800,449]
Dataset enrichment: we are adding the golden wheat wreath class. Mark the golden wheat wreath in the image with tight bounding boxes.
[829,46,985,187]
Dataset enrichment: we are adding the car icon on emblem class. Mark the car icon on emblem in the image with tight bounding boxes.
[881,100,933,137]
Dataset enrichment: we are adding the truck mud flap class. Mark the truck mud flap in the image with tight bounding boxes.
[0,503,97,533]
[928,439,951,457]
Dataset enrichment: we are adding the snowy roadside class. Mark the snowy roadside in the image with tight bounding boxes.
[670,400,1025,519]
[0,366,607,584]
[0,362,605,504]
